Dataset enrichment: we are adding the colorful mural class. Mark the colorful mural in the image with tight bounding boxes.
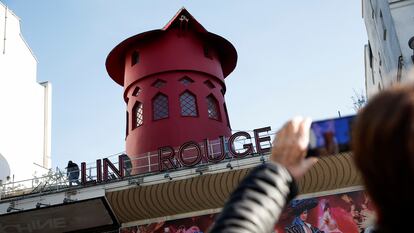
[120,190,376,233]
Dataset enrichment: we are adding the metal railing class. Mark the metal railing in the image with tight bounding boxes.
[0,131,275,200]
[0,168,69,200]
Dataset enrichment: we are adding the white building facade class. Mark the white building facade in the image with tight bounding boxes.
[362,0,414,97]
[0,2,52,183]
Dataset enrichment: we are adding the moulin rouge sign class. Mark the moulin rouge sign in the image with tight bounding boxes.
[80,127,271,185]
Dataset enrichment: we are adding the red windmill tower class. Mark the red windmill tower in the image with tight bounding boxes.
[106,8,237,174]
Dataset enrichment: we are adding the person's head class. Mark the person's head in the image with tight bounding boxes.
[352,85,414,227]
[290,199,317,223]
[299,210,308,221]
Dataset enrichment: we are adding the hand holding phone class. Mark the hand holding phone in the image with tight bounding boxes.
[271,117,317,180]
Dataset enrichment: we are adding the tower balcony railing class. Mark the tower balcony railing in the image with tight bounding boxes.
[0,131,275,201]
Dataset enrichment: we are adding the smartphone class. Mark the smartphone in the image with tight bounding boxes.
[307,115,355,157]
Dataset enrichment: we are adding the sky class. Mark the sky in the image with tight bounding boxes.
[2,1,367,170]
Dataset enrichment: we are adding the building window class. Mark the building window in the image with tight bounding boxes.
[204,80,215,89]
[132,86,141,96]
[366,43,375,85]
[132,102,143,128]
[131,51,139,66]
[370,0,374,19]
[180,91,198,117]
[126,111,129,137]
[153,93,169,120]
[206,95,220,120]
[152,79,166,88]
[179,76,194,86]
[379,10,387,41]
[378,52,382,66]
[397,55,403,82]
[125,111,129,137]
[368,43,373,68]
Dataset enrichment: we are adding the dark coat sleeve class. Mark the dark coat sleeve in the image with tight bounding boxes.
[208,162,298,233]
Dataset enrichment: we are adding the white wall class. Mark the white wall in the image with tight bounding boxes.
[363,0,402,97]
[390,0,414,80]
[0,3,52,183]
[363,0,414,97]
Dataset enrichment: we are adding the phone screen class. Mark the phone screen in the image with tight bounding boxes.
[307,115,355,157]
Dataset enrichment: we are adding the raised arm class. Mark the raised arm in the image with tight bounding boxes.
[209,117,318,233]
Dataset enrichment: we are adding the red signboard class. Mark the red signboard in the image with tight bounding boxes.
[79,127,272,186]
[120,190,376,233]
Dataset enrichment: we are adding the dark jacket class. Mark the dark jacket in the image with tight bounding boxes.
[209,162,298,233]
[67,162,80,179]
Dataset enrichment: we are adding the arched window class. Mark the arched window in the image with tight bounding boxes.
[132,102,143,129]
[204,80,215,89]
[126,111,129,137]
[179,76,194,86]
[153,93,169,120]
[180,91,198,117]
[206,94,220,120]
[152,79,166,88]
